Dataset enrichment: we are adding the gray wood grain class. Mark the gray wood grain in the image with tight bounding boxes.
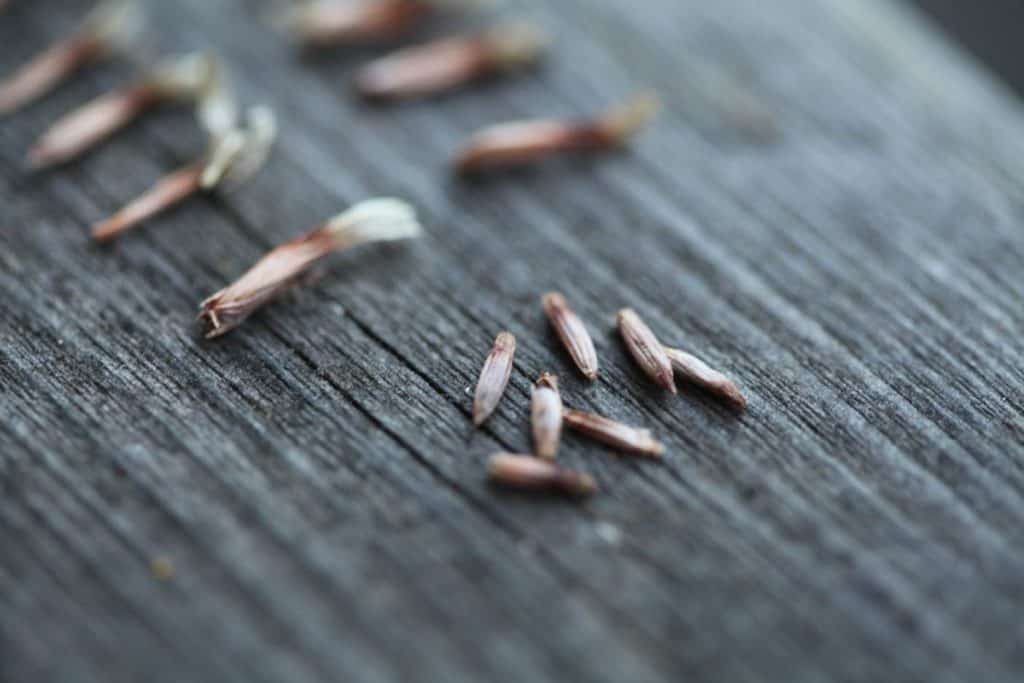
[2,0,1023,681]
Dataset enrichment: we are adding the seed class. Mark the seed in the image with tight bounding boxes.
[27,52,224,169]
[664,347,747,410]
[0,0,144,115]
[92,107,277,242]
[488,453,596,496]
[531,372,563,460]
[282,0,481,48]
[150,556,175,581]
[354,21,546,101]
[562,408,664,458]
[199,198,421,338]
[454,91,659,174]
[542,292,598,380]
[617,308,676,393]
[472,331,516,427]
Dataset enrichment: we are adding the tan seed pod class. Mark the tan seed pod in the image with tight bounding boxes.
[562,408,664,458]
[282,0,483,48]
[617,308,676,393]
[531,372,563,460]
[472,332,516,427]
[542,292,598,380]
[664,347,747,410]
[488,453,595,497]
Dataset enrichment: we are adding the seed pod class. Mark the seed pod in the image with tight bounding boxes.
[354,21,546,101]
[0,0,144,114]
[664,347,747,410]
[562,408,664,458]
[454,92,659,174]
[617,308,676,393]
[281,0,482,48]
[542,292,598,380]
[531,372,563,460]
[488,453,595,497]
[472,331,516,427]
[199,198,421,338]
[28,53,225,169]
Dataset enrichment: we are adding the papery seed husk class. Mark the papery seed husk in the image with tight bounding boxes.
[617,308,676,393]
[472,331,516,426]
[531,372,562,460]
[664,347,747,410]
[542,292,598,380]
[488,453,595,496]
[562,408,665,458]
[92,162,204,242]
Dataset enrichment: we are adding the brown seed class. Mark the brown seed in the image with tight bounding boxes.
[27,53,223,169]
[354,21,545,101]
[488,453,595,497]
[92,162,204,242]
[150,556,175,581]
[531,372,563,460]
[199,198,421,338]
[617,308,676,393]
[0,0,143,115]
[454,91,659,174]
[472,331,516,427]
[283,0,479,48]
[664,347,747,410]
[542,292,598,380]
[562,408,664,458]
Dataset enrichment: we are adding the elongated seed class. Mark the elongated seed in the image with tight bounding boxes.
[488,453,595,496]
[92,162,204,242]
[542,292,598,380]
[531,373,562,460]
[472,332,516,426]
[284,0,481,47]
[664,347,747,410]
[562,408,664,458]
[617,308,676,393]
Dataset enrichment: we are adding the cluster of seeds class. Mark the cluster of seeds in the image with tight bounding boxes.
[476,295,745,497]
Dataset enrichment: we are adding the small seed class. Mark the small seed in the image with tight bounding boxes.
[488,453,595,496]
[542,292,598,380]
[531,372,562,460]
[28,53,223,169]
[0,0,143,114]
[150,556,175,581]
[92,162,204,242]
[354,21,546,101]
[617,308,676,393]
[664,347,747,410]
[199,198,421,338]
[472,331,515,426]
[562,408,664,458]
[282,0,480,48]
[454,91,659,174]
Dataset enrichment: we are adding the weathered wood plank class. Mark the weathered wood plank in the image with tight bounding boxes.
[2,0,1024,681]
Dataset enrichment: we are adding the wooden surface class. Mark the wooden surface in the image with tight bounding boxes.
[2,1,1024,681]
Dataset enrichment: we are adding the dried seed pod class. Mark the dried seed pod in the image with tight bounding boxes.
[664,347,747,410]
[542,292,598,380]
[28,52,224,169]
[617,308,676,393]
[199,198,421,338]
[488,453,595,497]
[354,21,546,101]
[531,372,563,460]
[562,408,664,458]
[454,92,659,174]
[0,0,144,114]
[92,107,277,242]
[472,331,516,427]
[282,0,482,48]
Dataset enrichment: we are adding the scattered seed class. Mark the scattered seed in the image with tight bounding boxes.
[0,0,143,115]
[150,556,175,581]
[92,107,277,242]
[562,408,664,458]
[282,0,480,48]
[664,346,747,410]
[488,453,595,496]
[454,91,659,174]
[472,331,515,427]
[354,21,546,101]
[199,198,421,338]
[27,52,224,169]
[542,291,598,380]
[531,372,563,460]
[617,308,676,393]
